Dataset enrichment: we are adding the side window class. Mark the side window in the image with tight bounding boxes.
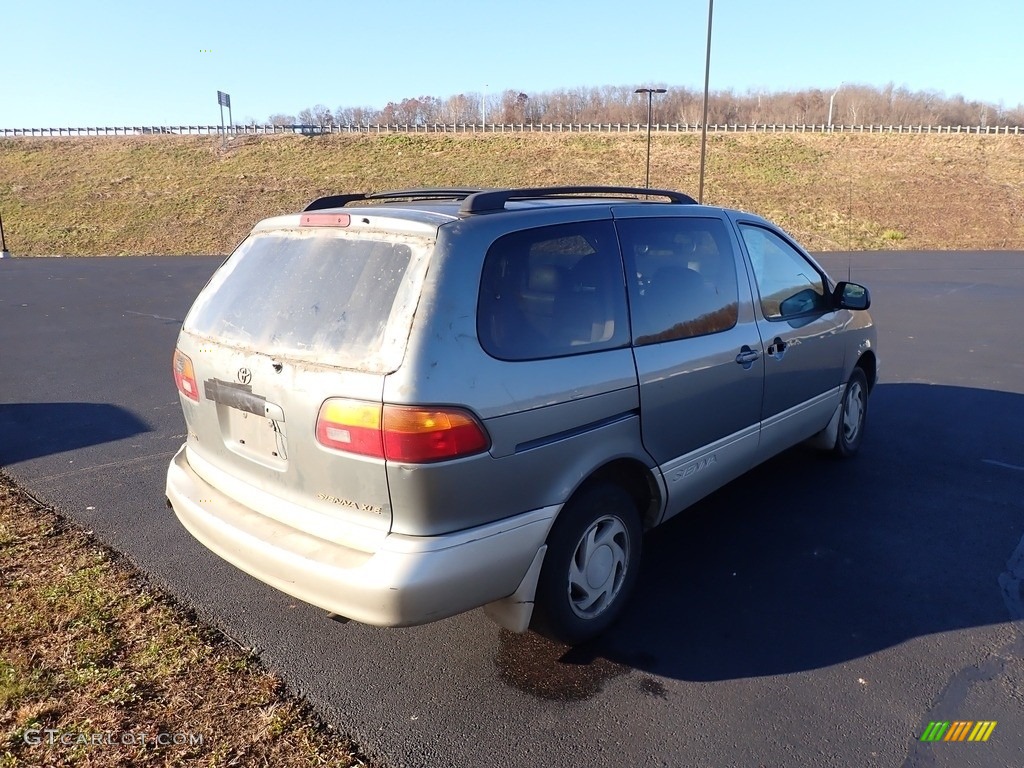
[618,217,739,346]
[739,225,829,320]
[477,220,629,361]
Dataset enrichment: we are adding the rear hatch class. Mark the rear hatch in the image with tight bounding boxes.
[174,212,440,549]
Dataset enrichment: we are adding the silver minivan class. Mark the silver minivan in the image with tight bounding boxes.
[166,187,877,644]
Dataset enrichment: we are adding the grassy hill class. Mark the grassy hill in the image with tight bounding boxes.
[1,132,1022,256]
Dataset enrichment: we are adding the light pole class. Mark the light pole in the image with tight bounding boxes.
[827,82,845,130]
[698,0,714,204]
[634,87,666,189]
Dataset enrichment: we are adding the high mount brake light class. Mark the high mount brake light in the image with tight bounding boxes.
[173,349,199,402]
[316,399,489,463]
[300,212,351,227]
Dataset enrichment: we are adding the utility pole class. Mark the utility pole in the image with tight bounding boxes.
[698,0,714,204]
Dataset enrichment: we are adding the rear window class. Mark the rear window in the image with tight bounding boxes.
[184,228,432,373]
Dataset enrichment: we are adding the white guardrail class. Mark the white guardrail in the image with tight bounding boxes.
[1,123,1022,138]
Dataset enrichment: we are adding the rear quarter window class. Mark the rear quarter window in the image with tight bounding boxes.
[477,220,630,361]
[184,228,432,373]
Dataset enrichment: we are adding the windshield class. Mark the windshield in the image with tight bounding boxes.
[184,227,433,373]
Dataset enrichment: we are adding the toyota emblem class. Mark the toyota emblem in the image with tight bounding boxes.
[237,367,252,385]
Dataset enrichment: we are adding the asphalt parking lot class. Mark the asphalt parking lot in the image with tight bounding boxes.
[1,251,1022,767]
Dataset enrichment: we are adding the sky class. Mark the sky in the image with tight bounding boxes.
[2,0,1022,127]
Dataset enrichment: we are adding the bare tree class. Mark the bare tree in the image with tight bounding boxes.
[394,98,423,125]
[441,94,475,124]
[846,99,859,125]
[523,92,547,124]
[334,106,355,125]
[312,104,334,128]
[276,83,1021,129]
[498,91,529,123]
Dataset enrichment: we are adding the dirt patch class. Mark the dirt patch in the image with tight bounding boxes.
[0,471,371,767]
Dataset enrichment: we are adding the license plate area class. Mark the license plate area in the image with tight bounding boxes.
[222,407,288,470]
[204,378,289,471]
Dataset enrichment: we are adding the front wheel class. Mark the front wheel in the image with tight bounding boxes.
[833,367,869,458]
[532,482,642,645]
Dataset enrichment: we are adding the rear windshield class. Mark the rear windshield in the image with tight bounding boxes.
[184,228,432,373]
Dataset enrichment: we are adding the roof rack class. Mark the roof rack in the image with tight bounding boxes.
[304,188,489,212]
[303,186,698,214]
[459,186,697,214]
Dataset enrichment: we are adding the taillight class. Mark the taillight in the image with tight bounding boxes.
[315,399,384,458]
[315,399,489,463]
[382,405,489,462]
[172,349,199,402]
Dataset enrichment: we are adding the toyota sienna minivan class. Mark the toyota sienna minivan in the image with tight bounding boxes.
[166,186,877,644]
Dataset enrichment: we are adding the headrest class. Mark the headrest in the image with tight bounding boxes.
[528,264,561,293]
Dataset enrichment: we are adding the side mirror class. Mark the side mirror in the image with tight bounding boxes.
[833,281,871,311]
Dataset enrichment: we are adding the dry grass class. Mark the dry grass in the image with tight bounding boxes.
[0,472,369,768]
[0,132,1021,256]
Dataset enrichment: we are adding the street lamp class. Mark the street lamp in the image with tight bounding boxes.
[827,82,845,130]
[698,0,714,204]
[634,87,667,189]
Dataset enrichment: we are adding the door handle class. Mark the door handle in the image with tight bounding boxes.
[735,346,760,368]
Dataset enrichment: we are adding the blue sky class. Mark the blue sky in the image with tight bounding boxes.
[2,0,1021,126]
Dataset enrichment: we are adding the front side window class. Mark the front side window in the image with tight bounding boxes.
[618,217,740,345]
[738,225,829,320]
[477,221,629,360]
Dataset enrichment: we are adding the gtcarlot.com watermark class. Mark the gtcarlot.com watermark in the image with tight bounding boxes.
[24,729,204,747]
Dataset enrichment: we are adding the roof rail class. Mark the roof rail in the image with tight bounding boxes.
[459,186,697,214]
[304,188,490,212]
[304,194,370,212]
[367,188,491,202]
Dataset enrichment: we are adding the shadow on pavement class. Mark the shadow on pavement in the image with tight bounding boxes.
[497,383,1024,690]
[0,402,152,465]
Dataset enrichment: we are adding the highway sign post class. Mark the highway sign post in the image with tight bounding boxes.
[217,91,232,145]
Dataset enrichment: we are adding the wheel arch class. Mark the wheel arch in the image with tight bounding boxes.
[856,349,878,391]
[569,456,664,531]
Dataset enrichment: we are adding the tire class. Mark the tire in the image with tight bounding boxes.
[833,367,869,458]
[532,482,642,645]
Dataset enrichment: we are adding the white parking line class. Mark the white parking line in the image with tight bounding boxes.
[983,459,1024,472]
[29,450,180,483]
[125,310,183,322]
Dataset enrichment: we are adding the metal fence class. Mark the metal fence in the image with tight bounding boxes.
[2,123,1022,138]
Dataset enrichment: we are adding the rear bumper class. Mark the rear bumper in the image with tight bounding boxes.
[165,445,557,627]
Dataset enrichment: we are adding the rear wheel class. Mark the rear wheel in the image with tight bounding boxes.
[833,367,868,458]
[532,482,642,645]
